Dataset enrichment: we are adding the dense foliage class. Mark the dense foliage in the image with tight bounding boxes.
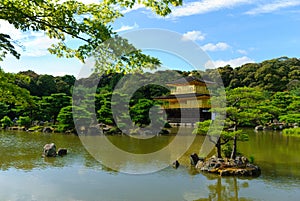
[201,57,300,92]
[0,57,299,134]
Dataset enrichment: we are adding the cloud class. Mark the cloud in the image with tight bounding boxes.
[201,42,230,51]
[121,4,145,14]
[21,36,59,57]
[61,0,100,3]
[115,23,139,32]
[51,71,75,76]
[182,31,206,41]
[237,49,248,54]
[245,0,300,15]
[205,56,255,68]
[0,20,23,40]
[0,20,59,57]
[170,0,251,17]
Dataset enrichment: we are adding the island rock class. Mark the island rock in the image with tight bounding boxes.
[57,148,67,156]
[43,143,57,157]
[195,156,261,177]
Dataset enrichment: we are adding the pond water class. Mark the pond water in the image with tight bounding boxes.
[0,128,300,201]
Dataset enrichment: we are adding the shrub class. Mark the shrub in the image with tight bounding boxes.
[222,143,232,158]
[17,116,31,128]
[249,155,255,164]
[1,116,13,128]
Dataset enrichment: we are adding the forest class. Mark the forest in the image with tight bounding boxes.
[0,56,299,134]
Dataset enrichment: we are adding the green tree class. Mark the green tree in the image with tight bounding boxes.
[57,106,74,132]
[57,105,91,132]
[41,93,71,124]
[225,87,266,158]
[130,99,155,126]
[0,68,33,105]
[279,93,300,124]
[0,0,182,72]
[55,75,75,95]
[218,65,234,88]
[194,87,267,159]
[36,74,57,96]
[268,91,294,119]
[16,70,40,96]
[12,96,45,122]
[193,120,231,158]
[96,92,114,125]
[17,116,31,128]
[0,102,9,119]
[280,114,300,124]
[0,116,13,128]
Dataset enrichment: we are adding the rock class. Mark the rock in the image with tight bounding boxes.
[190,153,200,166]
[43,143,57,157]
[57,148,67,156]
[43,127,53,133]
[255,125,263,131]
[195,160,204,169]
[159,129,170,135]
[195,156,261,177]
[172,160,180,169]
[246,164,261,176]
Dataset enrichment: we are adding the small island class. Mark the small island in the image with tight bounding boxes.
[190,154,261,177]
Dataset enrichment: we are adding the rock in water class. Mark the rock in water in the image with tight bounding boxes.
[43,143,57,157]
[190,153,200,166]
[57,148,67,156]
[172,160,180,169]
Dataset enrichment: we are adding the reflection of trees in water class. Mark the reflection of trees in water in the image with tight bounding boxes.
[83,151,118,174]
[194,174,253,201]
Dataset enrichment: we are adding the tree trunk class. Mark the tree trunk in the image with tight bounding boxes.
[231,125,237,159]
[231,135,237,159]
[216,138,222,158]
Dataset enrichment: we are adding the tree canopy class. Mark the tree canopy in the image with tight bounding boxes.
[202,57,300,92]
[0,0,182,72]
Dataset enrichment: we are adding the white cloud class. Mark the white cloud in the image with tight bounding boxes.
[121,4,145,14]
[245,0,300,15]
[0,20,23,40]
[201,42,230,51]
[170,0,251,17]
[0,20,59,57]
[205,56,255,68]
[182,31,206,41]
[79,0,100,3]
[115,23,139,32]
[51,71,74,76]
[60,0,100,3]
[21,36,59,57]
[237,49,248,54]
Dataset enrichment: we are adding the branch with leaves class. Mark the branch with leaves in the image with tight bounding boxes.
[0,0,182,73]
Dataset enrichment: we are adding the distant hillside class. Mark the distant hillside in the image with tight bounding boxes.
[3,56,300,96]
[212,57,300,91]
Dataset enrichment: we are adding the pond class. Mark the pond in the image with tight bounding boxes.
[0,128,300,201]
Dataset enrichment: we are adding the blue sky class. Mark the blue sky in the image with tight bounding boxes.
[1,0,300,76]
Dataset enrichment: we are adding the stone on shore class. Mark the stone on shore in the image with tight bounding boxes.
[42,127,54,133]
[255,125,264,131]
